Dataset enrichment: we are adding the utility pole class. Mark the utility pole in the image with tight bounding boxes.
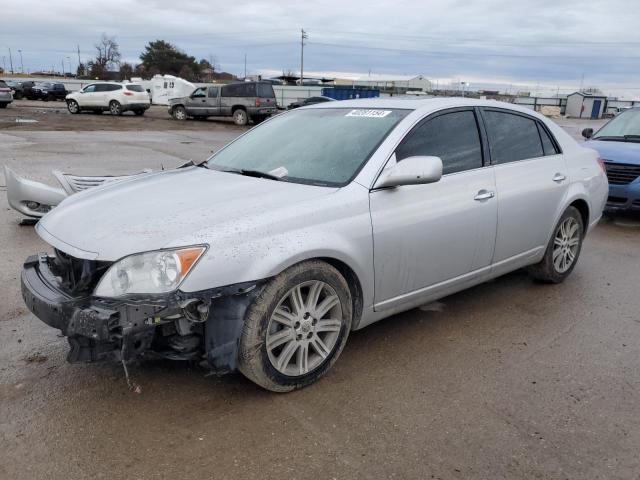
[2,56,5,73]
[8,47,14,74]
[77,45,81,74]
[18,49,24,74]
[66,56,72,77]
[62,59,66,78]
[300,28,308,86]
[244,53,247,79]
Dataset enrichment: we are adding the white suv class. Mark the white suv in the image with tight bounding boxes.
[66,82,150,116]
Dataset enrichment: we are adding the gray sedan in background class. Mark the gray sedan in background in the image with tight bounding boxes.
[21,98,607,391]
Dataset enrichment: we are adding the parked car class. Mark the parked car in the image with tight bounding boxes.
[20,81,36,99]
[168,81,277,125]
[28,82,68,101]
[287,96,335,110]
[65,82,150,116]
[21,98,607,392]
[0,80,13,108]
[582,107,640,211]
[6,80,24,99]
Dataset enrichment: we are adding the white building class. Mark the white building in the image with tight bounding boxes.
[334,74,431,92]
[565,92,607,119]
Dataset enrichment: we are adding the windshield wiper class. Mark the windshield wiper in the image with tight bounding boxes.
[215,167,282,181]
[593,135,640,143]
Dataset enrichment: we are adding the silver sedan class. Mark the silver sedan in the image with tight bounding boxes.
[21,98,608,391]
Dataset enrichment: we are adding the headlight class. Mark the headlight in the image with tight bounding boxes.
[94,246,206,297]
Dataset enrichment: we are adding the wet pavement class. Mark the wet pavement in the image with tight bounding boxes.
[1,113,639,479]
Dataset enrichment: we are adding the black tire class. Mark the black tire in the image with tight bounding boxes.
[14,92,23,100]
[0,103,7,109]
[133,109,145,116]
[252,115,267,124]
[238,260,353,392]
[171,105,187,121]
[67,100,80,114]
[109,100,123,116]
[232,108,248,126]
[527,206,584,283]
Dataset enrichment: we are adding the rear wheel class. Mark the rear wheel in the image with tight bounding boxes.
[109,100,123,116]
[238,260,352,392]
[67,100,80,114]
[0,103,7,109]
[133,109,145,116]
[232,108,248,126]
[172,105,187,120]
[527,206,584,283]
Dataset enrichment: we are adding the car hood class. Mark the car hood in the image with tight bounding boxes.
[584,139,640,165]
[37,166,337,261]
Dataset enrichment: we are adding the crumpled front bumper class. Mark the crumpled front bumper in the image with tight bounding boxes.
[21,253,265,371]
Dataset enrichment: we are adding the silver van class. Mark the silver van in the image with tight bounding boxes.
[168,81,278,125]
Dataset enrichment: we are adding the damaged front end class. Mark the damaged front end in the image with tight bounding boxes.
[4,165,152,219]
[21,251,264,373]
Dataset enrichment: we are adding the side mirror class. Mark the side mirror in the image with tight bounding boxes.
[374,156,443,189]
[582,128,594,139]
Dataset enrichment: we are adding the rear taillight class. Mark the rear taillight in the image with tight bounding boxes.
[255,98,261,107]
[123,91,134,96]
[597,157,607,174]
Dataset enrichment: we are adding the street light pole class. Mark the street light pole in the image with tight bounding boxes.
[18,49,24,74]
[8,47,14,74]
[300,28,308,86]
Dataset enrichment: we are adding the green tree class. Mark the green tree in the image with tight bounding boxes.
[139,40,201,80]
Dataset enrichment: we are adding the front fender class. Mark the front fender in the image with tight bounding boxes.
[179,183,375,312]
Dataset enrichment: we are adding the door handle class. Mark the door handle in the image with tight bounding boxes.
[474,190,495,201]
[553,173,566,183]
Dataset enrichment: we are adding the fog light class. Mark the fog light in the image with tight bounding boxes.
[26,201,40,210]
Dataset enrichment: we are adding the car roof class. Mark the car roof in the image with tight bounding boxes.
[307,96,541,117]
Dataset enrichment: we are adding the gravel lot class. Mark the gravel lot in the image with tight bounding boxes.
[1,102,639,480]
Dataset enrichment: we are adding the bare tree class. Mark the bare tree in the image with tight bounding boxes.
[95,34,121,70]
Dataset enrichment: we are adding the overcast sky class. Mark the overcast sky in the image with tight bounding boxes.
[2,0,640,97]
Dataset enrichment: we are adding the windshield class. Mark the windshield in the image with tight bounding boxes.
[594,108,640,139]
[206,108,409,186]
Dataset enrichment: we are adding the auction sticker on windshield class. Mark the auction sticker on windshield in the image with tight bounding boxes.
[345,109,392,118]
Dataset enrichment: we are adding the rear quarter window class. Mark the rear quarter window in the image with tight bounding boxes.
[257,83,275,98]
[126,84,144,92]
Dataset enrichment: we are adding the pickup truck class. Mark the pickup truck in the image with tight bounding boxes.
[27,82,68,101]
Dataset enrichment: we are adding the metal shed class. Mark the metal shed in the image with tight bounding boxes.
[565,92,607,119]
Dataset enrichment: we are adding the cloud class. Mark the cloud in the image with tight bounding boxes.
[2,0,639,96]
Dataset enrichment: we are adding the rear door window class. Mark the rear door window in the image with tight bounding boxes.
[483,110,544,163]
[222,83,256,97]
[395,110,484,175]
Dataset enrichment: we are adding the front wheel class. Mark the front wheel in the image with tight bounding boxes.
[527,206,584,283]
[238,260,352,392]
[171,105,187,120]
[67,100,80,114]
[109,100,123,116]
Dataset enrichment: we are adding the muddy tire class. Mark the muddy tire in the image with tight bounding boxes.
[67,100,80,114]
[232,108,248,126]
[109,100,123,116]
[238,260,352,392]
[527,206,584,283]
[172,105,187,120]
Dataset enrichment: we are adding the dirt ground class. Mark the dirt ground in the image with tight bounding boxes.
[0,99,250,131]
[1,103,639,480]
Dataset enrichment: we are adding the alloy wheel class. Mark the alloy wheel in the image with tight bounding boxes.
[552,217,580,273]
[266,280,343,377]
